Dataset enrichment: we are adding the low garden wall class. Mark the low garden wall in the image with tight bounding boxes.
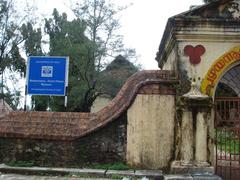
[0,70,177,168]
[0,114,127,167]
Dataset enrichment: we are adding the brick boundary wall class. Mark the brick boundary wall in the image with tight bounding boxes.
[0,70,177,141]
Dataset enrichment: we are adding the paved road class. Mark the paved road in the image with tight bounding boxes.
[0,174,113,180]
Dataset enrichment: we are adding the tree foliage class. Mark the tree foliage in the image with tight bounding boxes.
[44,9,99,112]
[1,0,138,112]
[99,55,139,98]
[0,0,27,109]
[203,0,216,3]
[41,1,137,112]
[0,0,26,75]
[21,22,49,111]
[21,22,43,56]
[72,0,136,71]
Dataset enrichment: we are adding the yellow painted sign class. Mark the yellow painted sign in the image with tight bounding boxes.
[201,46,240,96]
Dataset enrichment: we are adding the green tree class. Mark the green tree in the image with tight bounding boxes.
[21,22,49,111]
[72,0,136,71]
[99,55,139,98]
[44,8,138,112]
[45,9,98,112]
[23,1,138,112]
[65,0,137,112]
[21,22,43,56]
[0,0,26,109]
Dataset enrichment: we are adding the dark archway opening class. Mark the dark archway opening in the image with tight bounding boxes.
[215,82,237,98]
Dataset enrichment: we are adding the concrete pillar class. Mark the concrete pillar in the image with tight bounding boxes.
[195,111,208,162]
[171,82,213,174]
[181,110,194,163]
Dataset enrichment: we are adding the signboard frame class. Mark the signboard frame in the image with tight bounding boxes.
[26,56,69,96]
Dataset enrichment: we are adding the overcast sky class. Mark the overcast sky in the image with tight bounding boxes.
[31,0,204,70]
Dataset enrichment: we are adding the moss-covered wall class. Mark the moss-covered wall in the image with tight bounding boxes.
[0,114,127,167]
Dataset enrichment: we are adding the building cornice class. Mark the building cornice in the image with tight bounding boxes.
[156,17,240,68]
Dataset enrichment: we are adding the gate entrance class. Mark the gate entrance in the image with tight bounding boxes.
[215,97,240,180]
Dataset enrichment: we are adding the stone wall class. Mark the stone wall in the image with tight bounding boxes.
[0,113,127,167]
[0,71,174,141]
[0,70,177,168]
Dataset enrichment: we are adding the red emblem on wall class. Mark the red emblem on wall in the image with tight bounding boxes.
[184,45,206,65]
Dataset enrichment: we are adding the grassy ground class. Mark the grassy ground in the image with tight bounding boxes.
[87,163,131,170]
[216,128,240,154]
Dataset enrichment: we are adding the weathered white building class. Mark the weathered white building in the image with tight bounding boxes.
[152,0,240,178]
[156,0,240,97]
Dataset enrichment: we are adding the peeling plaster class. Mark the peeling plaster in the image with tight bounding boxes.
[228,0,240,19]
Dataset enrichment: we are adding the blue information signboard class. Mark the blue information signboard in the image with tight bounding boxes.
[26,56,69,96]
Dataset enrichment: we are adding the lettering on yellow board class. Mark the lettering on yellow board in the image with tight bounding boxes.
[201,47,240,96]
